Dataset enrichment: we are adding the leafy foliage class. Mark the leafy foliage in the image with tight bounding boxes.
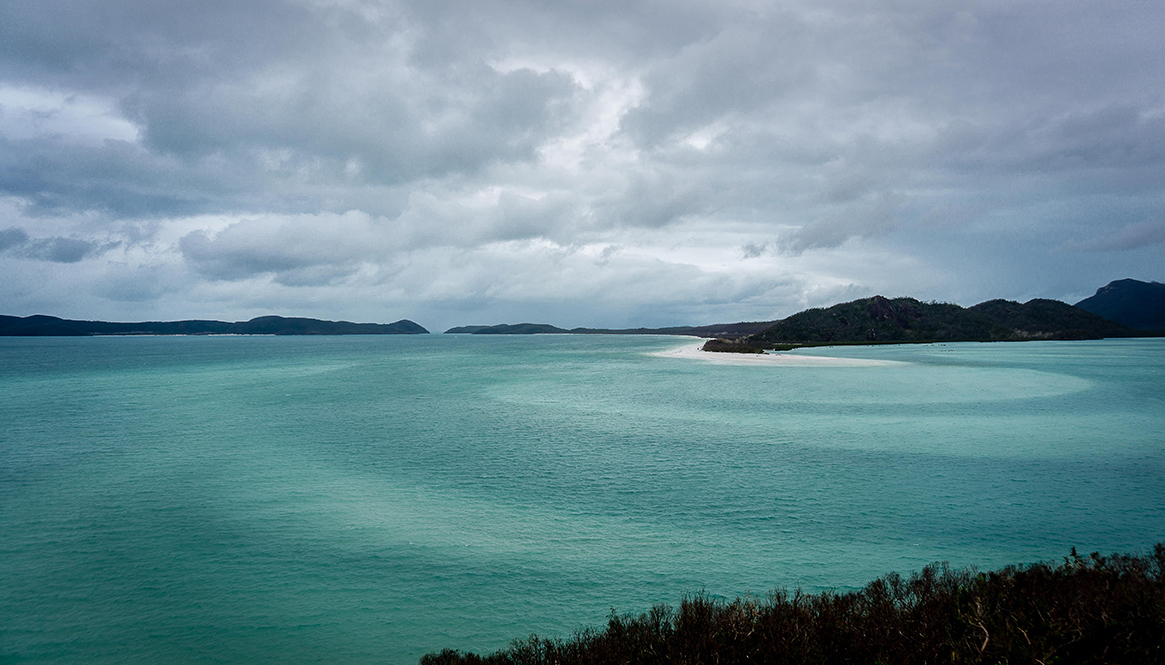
[422,545,1165,665]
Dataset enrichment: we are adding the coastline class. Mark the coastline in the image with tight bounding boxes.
[652,342,906,367]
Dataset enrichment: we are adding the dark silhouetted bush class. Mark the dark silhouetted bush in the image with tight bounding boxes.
[421,544,1165,664]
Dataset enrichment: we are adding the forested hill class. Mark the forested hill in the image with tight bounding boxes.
[749,296,1134,345]
[1076,279,1165,331]
[968,299,1131,338]
[0,315,429,336]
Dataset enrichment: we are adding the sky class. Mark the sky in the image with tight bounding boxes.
[1,0,1163,331]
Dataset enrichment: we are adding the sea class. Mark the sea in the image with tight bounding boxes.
[1,334,1163,664]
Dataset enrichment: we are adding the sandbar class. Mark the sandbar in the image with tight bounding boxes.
[652,342,907,367]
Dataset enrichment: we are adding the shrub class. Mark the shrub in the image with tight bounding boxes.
[421,544,1165,664]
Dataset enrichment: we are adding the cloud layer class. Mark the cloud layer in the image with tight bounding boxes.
[2,0,1163,328]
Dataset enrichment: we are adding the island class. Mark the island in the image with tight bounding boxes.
[0,314,429,336]
[444,322,775,337]
[726,295,1136,350]
[10,279,1160,343]
[699,279,1165,352]
[441,279,1164,353]
[445,323,570,334]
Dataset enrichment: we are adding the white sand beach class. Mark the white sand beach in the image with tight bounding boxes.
[652,342,907,367]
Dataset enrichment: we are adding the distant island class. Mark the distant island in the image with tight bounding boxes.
[444,322,775,337]
[732,280,1164,349]
[441,279,1164,353]
[705,294,1154,353]
[445,323,571,335]
[7,279,1160,343]
[0,314,429,336]
[718,295,1133,349]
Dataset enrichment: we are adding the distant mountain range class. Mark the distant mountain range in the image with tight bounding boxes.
[1075,279,1165,331]
[0,315,429,336]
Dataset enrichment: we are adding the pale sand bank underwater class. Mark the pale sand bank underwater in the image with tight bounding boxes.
[653,342,908,367]
[2,336,1162,664]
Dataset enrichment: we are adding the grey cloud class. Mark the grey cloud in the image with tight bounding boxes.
[0,0,315,90]
[403,0,722,68]
[592,171,706,230]
[30,236,97,262]
[0,226,29,251]
[932,105,1165,181]
[7,1,1165,224]
[1060,220,1165,253]
[494,191,582,242]
[178,214,383,283]
[131,64,577,177]
[0,137,225,218]
[778,195,901,255]
[0,226,102,262]
[741,241,767,259]
[4,0,582,220]
[1,67,577,218]
[4,0,1165,322]
[620,19,814,146]
[174,187,591,286]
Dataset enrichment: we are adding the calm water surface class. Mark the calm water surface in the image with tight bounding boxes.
[1,335,1163,663]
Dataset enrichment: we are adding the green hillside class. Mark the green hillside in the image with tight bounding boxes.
[968,299,1129,339]
[748,296,1135,345]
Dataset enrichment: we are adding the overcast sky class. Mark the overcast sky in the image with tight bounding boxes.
[1,0,1163,330]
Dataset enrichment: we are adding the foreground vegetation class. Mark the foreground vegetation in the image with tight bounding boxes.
[423,545,1165,664]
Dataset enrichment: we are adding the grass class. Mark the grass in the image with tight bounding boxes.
[422,545,1165,664]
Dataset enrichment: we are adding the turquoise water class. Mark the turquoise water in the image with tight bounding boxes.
[1,335,1163,663]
